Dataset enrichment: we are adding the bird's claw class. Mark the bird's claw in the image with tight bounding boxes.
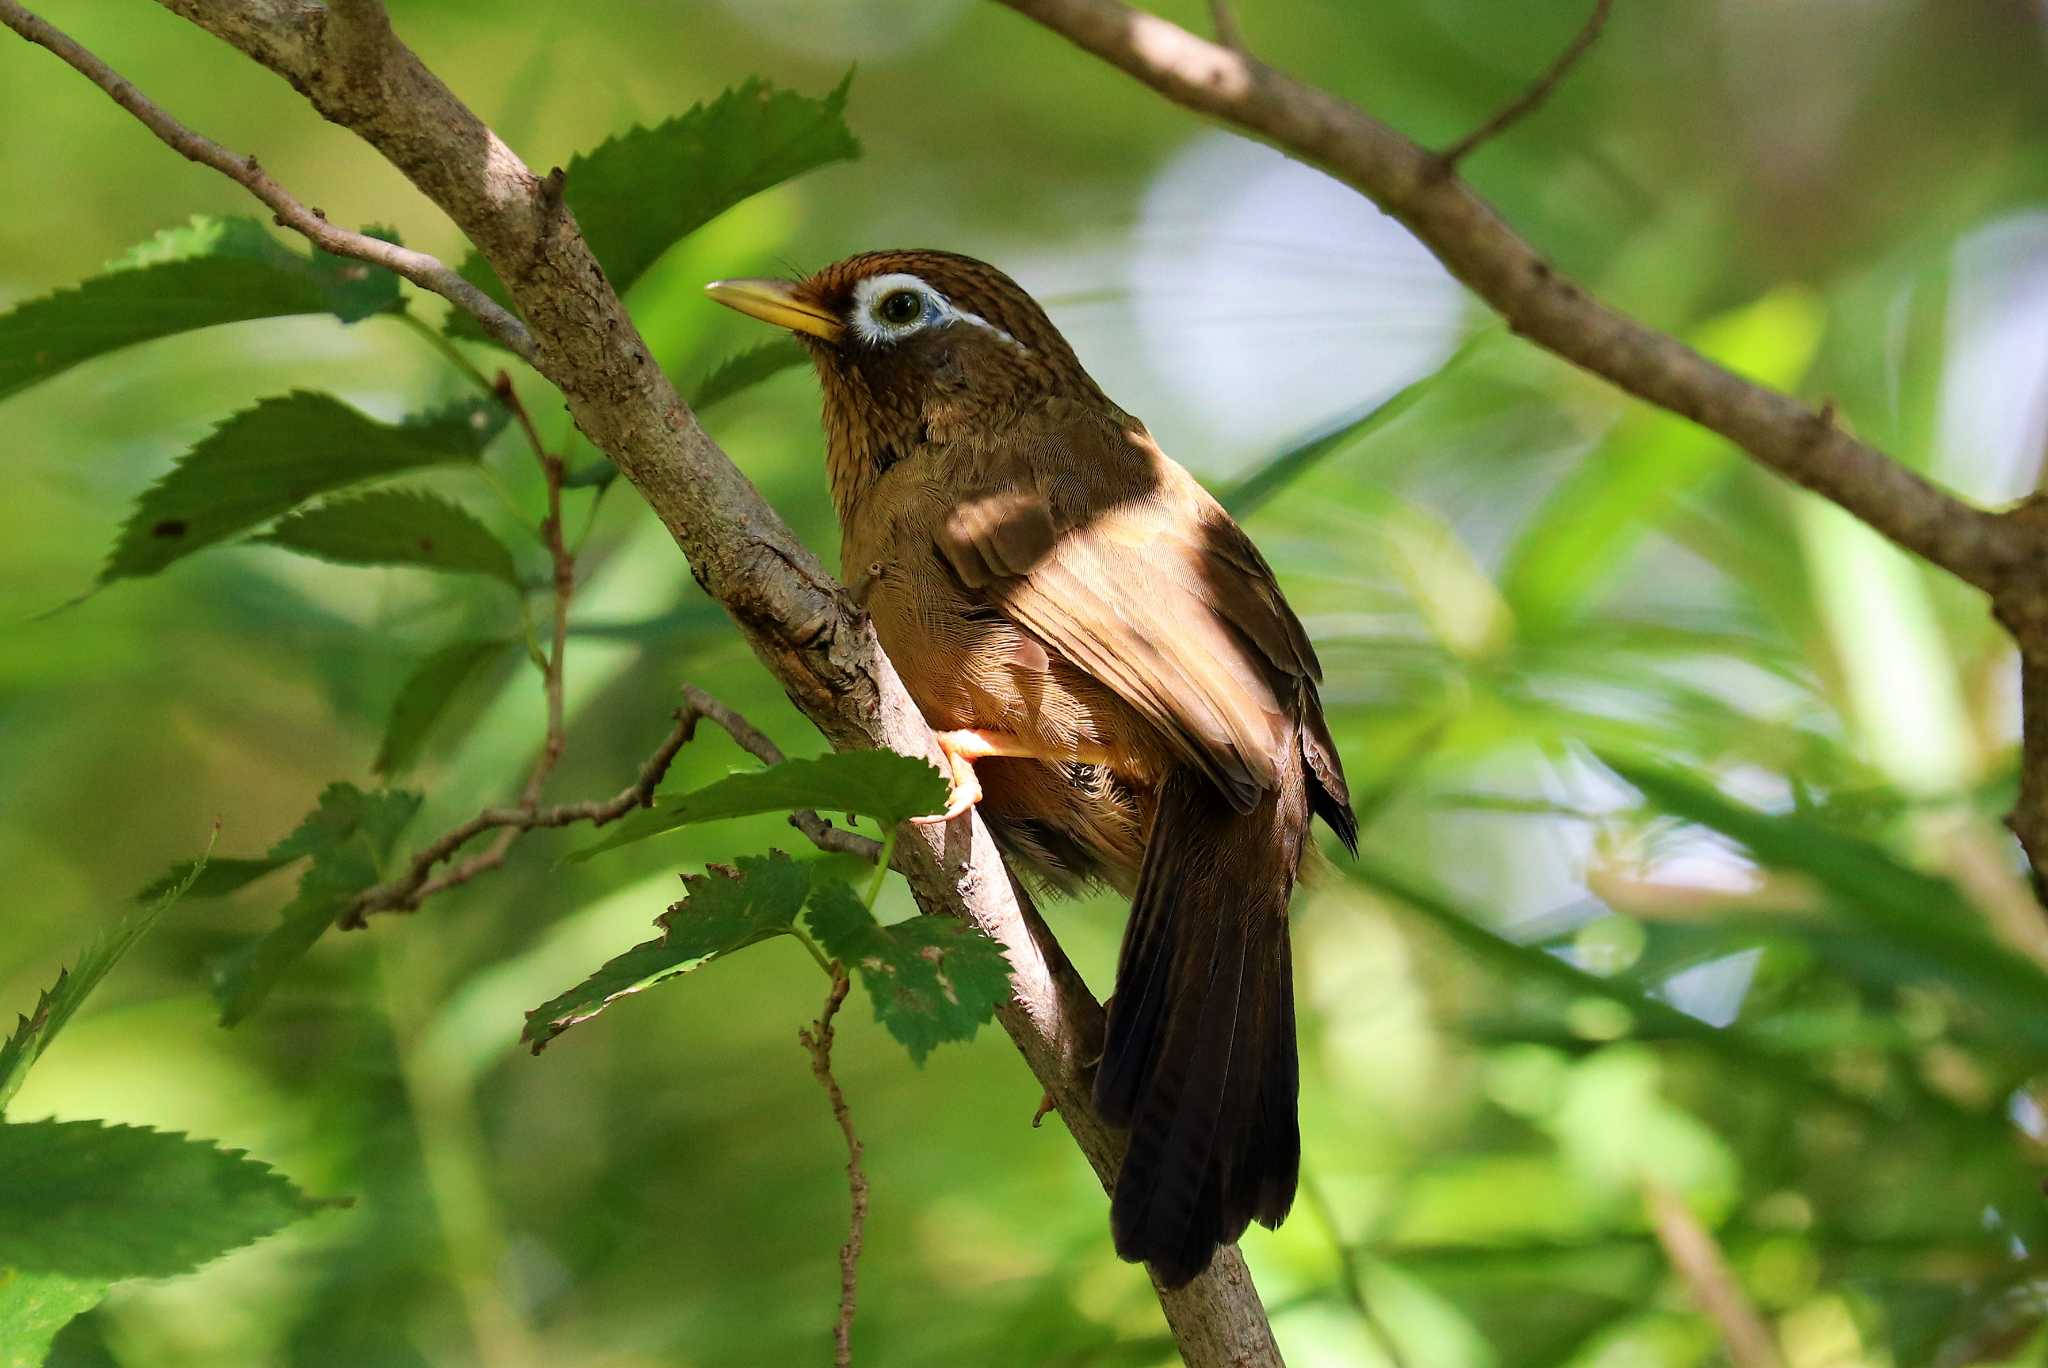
[911,734,985,824]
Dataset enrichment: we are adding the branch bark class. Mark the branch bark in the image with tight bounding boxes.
[989,0,2048,898]
[6,0,1282,1359]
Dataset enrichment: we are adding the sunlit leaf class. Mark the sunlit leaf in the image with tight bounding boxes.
[261,488,521,586]
[374,638,518,777]
[1501,290,1826,634]
[523,852,812,1051]
[1223,325,1502,519]
[0,835,212,1115]
[0,1119,328,1280]
[101,393,508,584]
[803,878,1011,1064]
[452,75,858,341]
[565,750,945,864]
[0,216,400,403]
[0,1269,109,1368]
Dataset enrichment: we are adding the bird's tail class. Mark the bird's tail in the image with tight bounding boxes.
[1093,764,1308,1288]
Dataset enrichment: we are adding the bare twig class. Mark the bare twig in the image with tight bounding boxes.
[1644,1182,1786,1368]
[1206,0,1245,52]
[346,689,883,925]
[0,0,536,363]
[800,965,867,1367]
[1438,0,1613,169]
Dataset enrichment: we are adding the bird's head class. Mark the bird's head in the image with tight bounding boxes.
[705,250,1108,512]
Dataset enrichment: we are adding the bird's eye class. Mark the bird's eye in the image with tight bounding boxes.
[876,289,923,327]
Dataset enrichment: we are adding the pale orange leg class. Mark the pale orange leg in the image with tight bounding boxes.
[912,728,1115,825]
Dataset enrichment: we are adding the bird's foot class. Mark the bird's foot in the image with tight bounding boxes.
[911,729,1017,825]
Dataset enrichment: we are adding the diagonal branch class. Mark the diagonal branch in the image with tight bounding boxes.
[1438,0,1612,169]
[992,0,2048,906]
[989,0,2032,596]
[3,2,1285,1359]
[0,0,536,362]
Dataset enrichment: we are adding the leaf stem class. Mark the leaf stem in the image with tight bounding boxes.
[864,829,896,911]
[393,308,501,399]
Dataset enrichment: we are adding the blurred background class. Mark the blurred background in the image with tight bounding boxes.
[6,0,2048,1364]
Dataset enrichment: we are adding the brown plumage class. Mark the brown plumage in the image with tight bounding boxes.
[707,250,1356,1288]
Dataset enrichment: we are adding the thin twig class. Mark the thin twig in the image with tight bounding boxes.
[345,689,882,925]
[1643,1182,1786,1368]
[1206,0,1246,52]
[1438,0,1613,169]
[799,965,867,1368]
[0,0,537,363]
[497,372,573,809]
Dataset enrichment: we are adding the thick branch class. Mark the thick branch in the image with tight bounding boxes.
[0,0,534,361]
[106,2,1279,1358]
[990,0,2033,595]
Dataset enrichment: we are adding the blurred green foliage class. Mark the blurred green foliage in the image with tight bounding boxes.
[6,0,2048,1364]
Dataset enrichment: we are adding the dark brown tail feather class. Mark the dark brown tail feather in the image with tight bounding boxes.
[1095,765,1308,1288]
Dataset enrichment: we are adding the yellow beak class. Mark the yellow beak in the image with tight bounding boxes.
[703,278,842,343]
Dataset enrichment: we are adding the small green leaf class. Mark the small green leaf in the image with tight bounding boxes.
[0,837,213,1115]
[0,1269,109,1368]
[1221,326,1502,519]
[803,879,1011,1064]
[0,1119,329,1281]
[451,76,859,341]
[262,489,521,585]
[101,392,509,584]
[210,785,422,1026]
[0,215,401,403]
[1603,755,2048,1046]
[374,638,517,777]
[523,852,812,1051]
[564,750,945,865]
[688,338,808,411]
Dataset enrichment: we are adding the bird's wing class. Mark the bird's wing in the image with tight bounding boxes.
[933,417,1323,813]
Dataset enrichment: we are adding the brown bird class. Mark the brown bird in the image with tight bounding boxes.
[707,251,1356,1287]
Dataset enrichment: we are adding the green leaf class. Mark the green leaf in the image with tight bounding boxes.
[1602,756,2048,1047]
[522,852,812,1051]
[101,392,509,584]
[0,838,212,1115]
[1500,290,1825,634]
[210,785,422,1027]
[0,215,401,403]
[0,1119,328,1281]
[374,638,517,777]
[450,75,859,340]
[564,750,945,865]
[0,1269,109,1368]
[803,879,1011,1064]
[688,338,809,411]
[1222,326,1502,519]
[261,489,521,585]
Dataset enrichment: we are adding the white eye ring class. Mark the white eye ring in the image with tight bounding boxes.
[846,271,1022,349]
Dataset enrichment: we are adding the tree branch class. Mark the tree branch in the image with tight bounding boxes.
[1437,0,1612,169]
[990,0,2048,907]
[0,0,535,362]
[989,0,2031,595]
